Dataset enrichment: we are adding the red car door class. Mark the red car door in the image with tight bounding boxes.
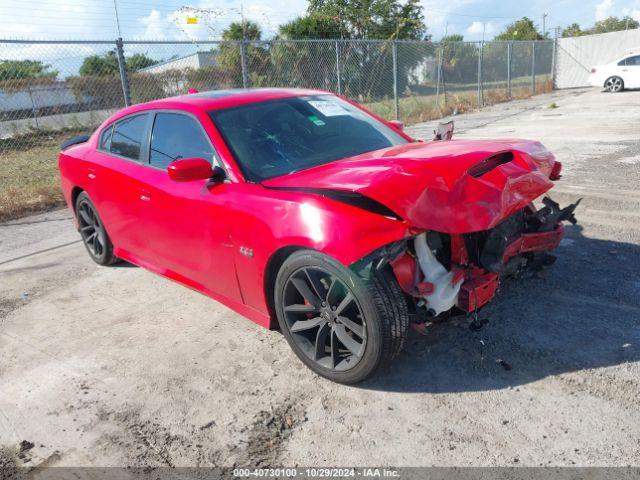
[86,113,153,256]
[133,111,242,303]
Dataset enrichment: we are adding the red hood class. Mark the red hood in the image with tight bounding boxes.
[262,139,557,233]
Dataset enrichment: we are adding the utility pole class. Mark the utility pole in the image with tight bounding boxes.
[242,4,247,39]
[542,13,548,38]
[239,3,250,89]
[113,0,122,37]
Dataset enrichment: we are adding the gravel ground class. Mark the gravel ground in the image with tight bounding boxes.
[0,87,639,468]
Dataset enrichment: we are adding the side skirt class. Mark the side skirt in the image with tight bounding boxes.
[113,247,273,329]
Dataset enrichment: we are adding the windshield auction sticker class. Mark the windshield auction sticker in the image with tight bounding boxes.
[308,101,348,117]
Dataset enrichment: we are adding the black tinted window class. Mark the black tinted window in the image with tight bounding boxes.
[150,113,214,169]
[100,125,113,150]
[209,95,407,181]
[110,114,148,160]
[619,56,640,66]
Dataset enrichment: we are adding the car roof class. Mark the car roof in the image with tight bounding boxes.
[139,87,331,112]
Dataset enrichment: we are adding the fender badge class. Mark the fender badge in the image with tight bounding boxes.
[239,246,254,257]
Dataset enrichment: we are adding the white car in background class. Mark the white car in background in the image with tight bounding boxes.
[589,50,640,92]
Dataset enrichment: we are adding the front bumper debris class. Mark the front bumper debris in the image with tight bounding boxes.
[390,197,581,319]
[502,224,564,263]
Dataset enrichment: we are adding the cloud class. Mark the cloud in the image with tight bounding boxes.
[139,9,167,39]
[621,5,640,21]
[0,0,120,40]
[466,21,495,36]
[595,0,614,21]
[419,0,481,38]
[134,0,306,41]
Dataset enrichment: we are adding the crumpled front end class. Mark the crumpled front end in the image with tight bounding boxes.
[386,197,580,323]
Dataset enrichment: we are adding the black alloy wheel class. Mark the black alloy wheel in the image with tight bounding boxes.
[275,250,409,384]
[75,192,117,265]
[282,266,367,372]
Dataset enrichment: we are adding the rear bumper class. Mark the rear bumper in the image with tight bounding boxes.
[588,75,605,88]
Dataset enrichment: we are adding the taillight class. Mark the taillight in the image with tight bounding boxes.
[591,68,597,73]
[550,161,562,180]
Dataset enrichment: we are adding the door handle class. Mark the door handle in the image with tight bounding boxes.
[139,189,151,202]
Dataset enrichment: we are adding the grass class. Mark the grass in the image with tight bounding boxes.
[0,79,553,222]
[364,80,553,125]
[0,144,65,222]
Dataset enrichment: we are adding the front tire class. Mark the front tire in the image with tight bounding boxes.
[274,250,409,384]
[75,192,117,266]
[604,76,624,92]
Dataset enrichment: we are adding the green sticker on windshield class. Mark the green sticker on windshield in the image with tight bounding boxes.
[308,115,325,126]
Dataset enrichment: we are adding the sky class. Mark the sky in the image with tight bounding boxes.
[1,0,639,43]
[1,0,639,77]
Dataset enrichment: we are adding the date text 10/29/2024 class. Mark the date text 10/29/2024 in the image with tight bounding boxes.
[233,468,400,478]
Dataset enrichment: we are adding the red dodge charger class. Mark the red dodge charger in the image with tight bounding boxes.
[59,88,579,383]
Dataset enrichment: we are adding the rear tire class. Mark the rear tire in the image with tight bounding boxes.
[274,250,409,384]
[75,192,118,266]
[604,76,624,92]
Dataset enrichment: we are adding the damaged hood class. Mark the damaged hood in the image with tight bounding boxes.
[262,139,557,233]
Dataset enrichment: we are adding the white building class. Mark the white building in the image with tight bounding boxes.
[139,51,217,75]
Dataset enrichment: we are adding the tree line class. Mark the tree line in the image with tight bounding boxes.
[0,1,637,108]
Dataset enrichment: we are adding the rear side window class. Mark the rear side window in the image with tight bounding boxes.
[99,125,113,150]
[110,114,148,161]
[149,113,214,169]
[627,55,640,66]
[619,55,640,66]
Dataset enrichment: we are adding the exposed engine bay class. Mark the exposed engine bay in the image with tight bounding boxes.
[389,197,580,324]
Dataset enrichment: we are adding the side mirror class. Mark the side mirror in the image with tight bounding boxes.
[168,158,218,182]
[388,119,404,131]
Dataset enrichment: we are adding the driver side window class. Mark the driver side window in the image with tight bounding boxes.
[149,113,215,170]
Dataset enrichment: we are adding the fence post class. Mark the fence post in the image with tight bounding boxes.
[26,86,40,130]
[335,40,342,95]
[531,41,536,95]
[115,38,131,107]
[392,40,399,120]
[551,38,557,89]
[477,41,483,108]
[435,45,442,110]
[240,40,250,88]
[507,42,512,98]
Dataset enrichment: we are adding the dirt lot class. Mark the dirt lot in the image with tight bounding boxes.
[1,87,639,468]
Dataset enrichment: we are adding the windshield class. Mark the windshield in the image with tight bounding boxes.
[209,95,408,182]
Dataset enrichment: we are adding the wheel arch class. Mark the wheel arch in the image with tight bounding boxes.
[71,186,84,213]
[263,245,310,327]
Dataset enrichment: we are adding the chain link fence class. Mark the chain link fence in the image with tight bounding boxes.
[0,38,553,199]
